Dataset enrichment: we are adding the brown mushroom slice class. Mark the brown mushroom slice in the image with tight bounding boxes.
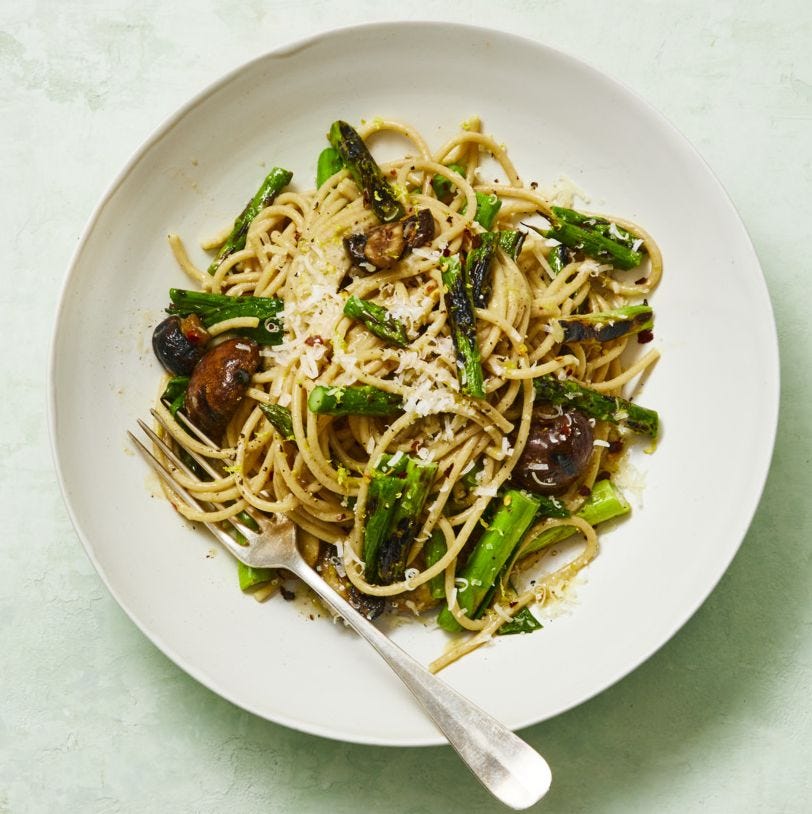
[402,208,435,248]
[185,337,260,441]
[344,209,436,271]
[362,220,407,269]
[512,409,594,495]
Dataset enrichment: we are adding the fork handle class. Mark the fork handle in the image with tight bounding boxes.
[289,561,552,810]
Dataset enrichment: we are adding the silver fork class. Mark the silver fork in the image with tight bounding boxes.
[129,411,552,810]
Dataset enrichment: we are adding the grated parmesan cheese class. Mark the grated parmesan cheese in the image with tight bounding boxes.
[402,377,458,417]
[539,175,590,208]
[473,485,498,497]
[411,246,442,262]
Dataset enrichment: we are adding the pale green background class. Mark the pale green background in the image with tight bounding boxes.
[2,1,810,812]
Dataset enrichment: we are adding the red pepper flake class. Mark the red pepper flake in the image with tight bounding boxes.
[442,247,451,257]
[578,485,592,497]
[389,169,397,178]
[596,470,611,481]
[637,329,654,344]
[635,277,647,285]
[608,439,624,454]
[304,335,327,347]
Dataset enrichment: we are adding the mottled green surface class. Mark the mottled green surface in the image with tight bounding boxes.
[1,1,810,811]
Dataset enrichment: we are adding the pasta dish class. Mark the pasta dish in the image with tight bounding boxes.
[149,118,661,671]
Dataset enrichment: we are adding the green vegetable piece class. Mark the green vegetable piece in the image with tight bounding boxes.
[534,494,570,519]
[228,511,275,590]
[548,244,570,276]
[207,167,293,275]
[557,305,653,344]
[473,191,502,230]
[548,222,642,269]
[236,511,260,532]
[328,120,404,222]
[441,255,485,398]
[307,385,403,417]
[525,217,642,270]
[551,206,642,251]
[496,606,543,635]
[362,476,405,584]
[316,147,344,187]
[465,492,567,619]
[343,295,408,347]
[237,560,276,592]
[258,402,294,441]
[431,162,466,201]
[437,489,541,632]
[533,375,659,437]
[496,229,526,260]
[161,376,189,416]
[375,452,410,477]
[430,163,502,228]
[466,230,525,308]
[523,479,630,555]
[167,288,284,346]
[461,461,483,490]
[425,530,448,600]
[375,457,437,584]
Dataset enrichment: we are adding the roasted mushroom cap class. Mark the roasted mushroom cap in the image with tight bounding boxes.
[185,338,260,440]
[152,314,210,376]
[512,409,594,495]
[344,209,436,271]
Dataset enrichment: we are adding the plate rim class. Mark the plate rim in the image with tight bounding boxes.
[47,20,780,746]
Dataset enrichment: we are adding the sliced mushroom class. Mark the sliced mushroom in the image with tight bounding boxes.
[364,221,406,269]
[402,208,435,248]
[344,209,436,271]
[152,314,211,376]
[512,409,594,495]
[344,233,369,267]
[185,337,260,440]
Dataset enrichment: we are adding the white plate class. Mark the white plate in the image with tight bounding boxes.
[49,22,779,746]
